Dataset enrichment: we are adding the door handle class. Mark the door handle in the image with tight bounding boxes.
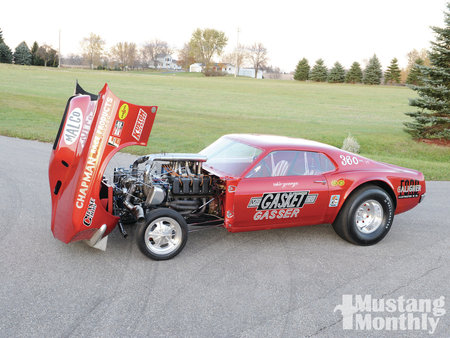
[314,180,327,184]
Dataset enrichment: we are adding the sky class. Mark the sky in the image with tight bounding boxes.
[0,0,448,72]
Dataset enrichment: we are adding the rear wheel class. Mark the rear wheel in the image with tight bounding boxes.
[136,208,188,260]
[332,185,394,245]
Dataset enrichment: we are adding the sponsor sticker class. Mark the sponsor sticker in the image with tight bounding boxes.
[329,194,340,207]
[76,95,114,209]
[248,190,318,221]
[331,179,345,187]
[118,103,129,120]
[83,198,97,226]
[397,179,421,199]
[63,108,83,145]
[108,136,120,148]
[113,120,123,137]
[132,108,147,141]
[248,197,262,208]
[79,108,95,149]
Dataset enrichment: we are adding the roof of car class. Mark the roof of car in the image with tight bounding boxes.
[224,134,338,152]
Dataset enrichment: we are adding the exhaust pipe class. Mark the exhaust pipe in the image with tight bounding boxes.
[123,183,145,222]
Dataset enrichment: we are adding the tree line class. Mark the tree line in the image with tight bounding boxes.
[0,27,270,78]
[293,52,429,86]
[77,29,269,78]
[0,29,59,67]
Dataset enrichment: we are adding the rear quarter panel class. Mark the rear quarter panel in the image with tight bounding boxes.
[324,149,425,223]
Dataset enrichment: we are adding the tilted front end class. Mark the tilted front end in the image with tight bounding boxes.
[49,83,157,244]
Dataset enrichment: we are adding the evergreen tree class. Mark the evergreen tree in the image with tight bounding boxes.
[0,42,13,63]
[405,3,450,140]
[0,28,4,44]
[345,62,363,83]
[294,58,310,81]
[328,61,346,83]
[310,59,328,82]
[384,58,401,84]
[406,58,424,86]
[14,41,32,65]
[31,41,44,66]
[363,54,382,85]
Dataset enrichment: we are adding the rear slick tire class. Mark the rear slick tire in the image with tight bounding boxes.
[136,208,188,260]
[332,185,394,246]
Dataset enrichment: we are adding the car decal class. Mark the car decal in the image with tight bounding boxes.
[248,190,318,221]
[397,179,421,199]
[329,195,340,207]
[331,179,345,187]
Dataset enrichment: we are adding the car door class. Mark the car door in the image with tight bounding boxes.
[232,150,334,231]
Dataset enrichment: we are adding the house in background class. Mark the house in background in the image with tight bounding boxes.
[215,63,235,74]
[189,62,263,79]
[189,63,234,73]
[238,68,263,79]
[189,63,204,72]
[152,54,181,70]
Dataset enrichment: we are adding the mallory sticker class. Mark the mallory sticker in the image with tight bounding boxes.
[118,103,129,120]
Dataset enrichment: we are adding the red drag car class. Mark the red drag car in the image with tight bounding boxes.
[49,84,426,260]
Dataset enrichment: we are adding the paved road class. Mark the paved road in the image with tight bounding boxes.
[0,135,448,337]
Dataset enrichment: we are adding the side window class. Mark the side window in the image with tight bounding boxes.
[246,150,335,178]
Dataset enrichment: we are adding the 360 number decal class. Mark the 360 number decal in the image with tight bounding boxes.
[340,155,359,166]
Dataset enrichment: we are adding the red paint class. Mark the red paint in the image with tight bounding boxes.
[203,134,426,232]
[49,84,157,243]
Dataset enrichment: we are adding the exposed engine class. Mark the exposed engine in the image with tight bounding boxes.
[113,154,223,223]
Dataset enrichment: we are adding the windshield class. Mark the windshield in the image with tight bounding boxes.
[200,137,263,177]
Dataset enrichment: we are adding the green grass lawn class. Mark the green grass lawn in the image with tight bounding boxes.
[0,64,449,180]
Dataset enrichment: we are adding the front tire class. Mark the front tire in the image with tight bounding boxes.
[332,185,394,245]
[136,208,188,260]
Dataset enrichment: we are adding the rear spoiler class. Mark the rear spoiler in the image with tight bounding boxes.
[49,83,158,244]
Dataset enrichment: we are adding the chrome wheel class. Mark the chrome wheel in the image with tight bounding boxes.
[145,217,182,255]
[355,199,383,234]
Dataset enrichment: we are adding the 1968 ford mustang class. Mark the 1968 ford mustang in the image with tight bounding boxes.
[49,84,426,260]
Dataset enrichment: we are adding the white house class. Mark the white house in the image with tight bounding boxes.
[189,63,263,79]
[189,63,204,72]
[238,68,263,79]
[151,54,181,70]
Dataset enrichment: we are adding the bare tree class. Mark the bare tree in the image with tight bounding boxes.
[37,44,56,67]
[81,33,105,69]
[177,42,196,70]
[222,44,247,74]
[247,42,268,78]
[406,48,430,71]
[110,42,137,70]
[141,39,172,68]
[62,53,83,66]
[264,65,281,79]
